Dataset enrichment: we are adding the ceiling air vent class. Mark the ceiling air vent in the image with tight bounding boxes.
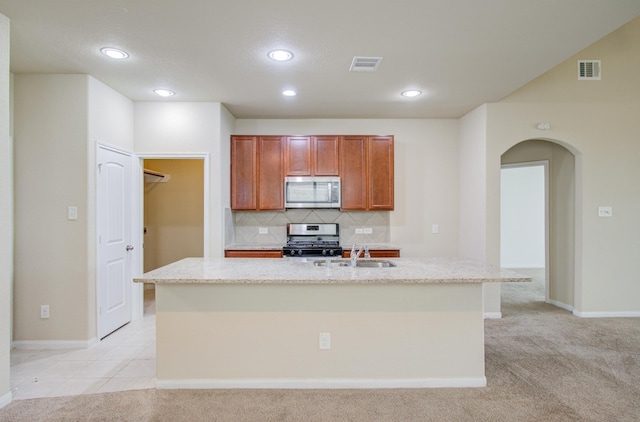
[578,60,601,80]
[350,56,383,72]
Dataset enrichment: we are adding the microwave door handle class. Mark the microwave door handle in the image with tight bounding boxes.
[328,183,331,202]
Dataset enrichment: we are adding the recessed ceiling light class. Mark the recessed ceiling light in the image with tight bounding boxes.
[100,47,129,59]
[401,89,422,98]
[153,89,175,97]
[282,90,297,97]
[268,50,294,61]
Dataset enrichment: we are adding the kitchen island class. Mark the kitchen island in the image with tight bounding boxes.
[135,257,529,389]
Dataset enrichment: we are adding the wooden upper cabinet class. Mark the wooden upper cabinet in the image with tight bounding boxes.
[230,136,284,211]
[340,135,394,211]
[340,136,368,210]
[258,136,284,210]
[285,136,339,176]
[230,136,257,210]
[232,134,391,212]
[368,136,394,210]
[285,136,312,176]
[313,136,340,176]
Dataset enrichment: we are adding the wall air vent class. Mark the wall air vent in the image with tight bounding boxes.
[350,56,383,72]
[578,60,601,80]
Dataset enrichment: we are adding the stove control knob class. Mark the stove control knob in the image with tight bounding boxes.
[329,249,335,256]
[297,250,303,256]
[322,250,328,256]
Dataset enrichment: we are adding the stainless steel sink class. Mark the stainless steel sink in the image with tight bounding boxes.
[353,260,397,268]
[313,259,396,268]
[313,259,350,267]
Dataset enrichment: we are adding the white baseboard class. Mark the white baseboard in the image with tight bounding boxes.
[546,299,573,312]
[12,338,99,350]
[483,312,502,319]
[573,310,640,318]
[0,391,12,409]
[156,377,487,390]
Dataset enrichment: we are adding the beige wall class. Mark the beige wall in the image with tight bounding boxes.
[134,102,229,257]
[502,141,575,308]
[0,12,11,405]
[12,74,134,345]
[457,105,501,316]
[143,159,204,272]
[487,17,640,315]
[13,75,90,342]
[234,119,460,258]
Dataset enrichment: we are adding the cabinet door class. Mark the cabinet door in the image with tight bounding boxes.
[258,136,284,210]
[340,136,368,210]
[225,250,283,258]
[313,136,340,176]
[342,249,400,258]
[230,136,257,210]
[368,136,394,210]
[285,136,312,176]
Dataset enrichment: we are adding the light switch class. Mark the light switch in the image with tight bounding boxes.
[432,224,439,234]
[68,206,78,221]
[598,206,613,217]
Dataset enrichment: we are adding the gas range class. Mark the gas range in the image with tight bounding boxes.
[283,223,343,257]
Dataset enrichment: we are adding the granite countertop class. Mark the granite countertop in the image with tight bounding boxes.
[135,257,529,285]
[224,244,401,251]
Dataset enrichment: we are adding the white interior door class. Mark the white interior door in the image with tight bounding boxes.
[97,146,133,339]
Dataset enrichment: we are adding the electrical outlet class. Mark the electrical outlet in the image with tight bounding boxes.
[319,332,331,350]
[363,227,373,234]
[40,305,50,319]
[258,227,268,234]
[355,228,364,234]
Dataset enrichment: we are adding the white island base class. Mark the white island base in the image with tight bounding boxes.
[154,282,486,389]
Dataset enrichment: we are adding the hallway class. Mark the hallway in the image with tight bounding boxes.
[9,289,156,399]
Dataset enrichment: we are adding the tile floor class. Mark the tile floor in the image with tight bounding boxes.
[10,288,157,400]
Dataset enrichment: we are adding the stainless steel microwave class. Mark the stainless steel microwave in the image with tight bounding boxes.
[284,176,341,209]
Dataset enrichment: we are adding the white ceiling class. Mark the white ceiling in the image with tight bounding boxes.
[0,0,639,119]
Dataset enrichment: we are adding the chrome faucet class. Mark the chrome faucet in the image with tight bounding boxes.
[350,244,369,266]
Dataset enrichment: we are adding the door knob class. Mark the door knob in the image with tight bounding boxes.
[126,245,134,251]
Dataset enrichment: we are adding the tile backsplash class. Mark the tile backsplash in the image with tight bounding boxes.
[226,209,390,246]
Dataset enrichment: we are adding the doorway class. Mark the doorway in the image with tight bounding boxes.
[501,140,576,312]
[500,162,548,303]
[142,158,205,273]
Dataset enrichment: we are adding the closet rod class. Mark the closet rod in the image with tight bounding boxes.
[143,168,166,178]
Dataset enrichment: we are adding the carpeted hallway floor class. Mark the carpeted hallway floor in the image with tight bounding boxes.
[1,269,639,421]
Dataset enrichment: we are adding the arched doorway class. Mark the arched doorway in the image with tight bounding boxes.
[501,139,577,312]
